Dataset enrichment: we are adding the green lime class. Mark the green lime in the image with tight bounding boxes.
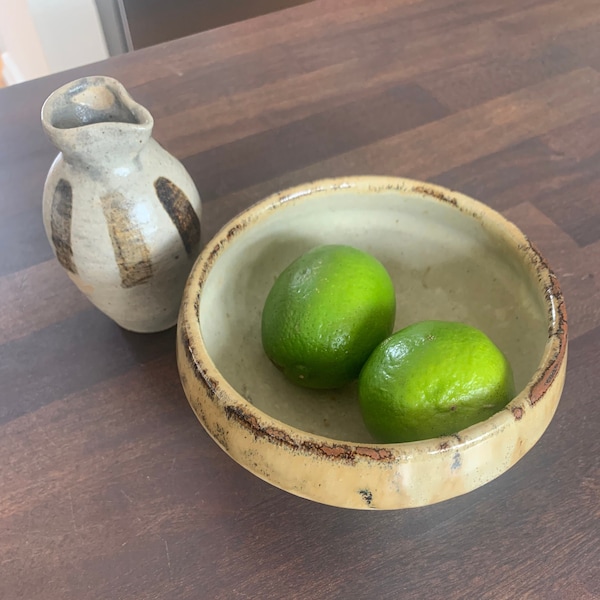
[358,320,515,442]
[261,244,396,389]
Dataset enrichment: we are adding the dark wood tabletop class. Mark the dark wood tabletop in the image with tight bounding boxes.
[1,1,599,598]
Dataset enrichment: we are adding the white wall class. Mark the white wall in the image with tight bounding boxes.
[0,0,109,85]
[0,0,49,83]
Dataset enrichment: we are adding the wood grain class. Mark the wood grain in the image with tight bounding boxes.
[0,0,599,598]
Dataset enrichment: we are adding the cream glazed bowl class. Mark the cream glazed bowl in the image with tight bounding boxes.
[176,176,567,510]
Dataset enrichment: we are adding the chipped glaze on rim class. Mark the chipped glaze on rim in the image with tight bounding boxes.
[177,176,568,509]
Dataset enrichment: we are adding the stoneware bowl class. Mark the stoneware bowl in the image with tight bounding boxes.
[176,176,567,510]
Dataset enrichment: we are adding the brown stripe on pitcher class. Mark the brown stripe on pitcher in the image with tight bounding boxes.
[101,192,153,288]
[50,178,77,274]
[154,177,201,255]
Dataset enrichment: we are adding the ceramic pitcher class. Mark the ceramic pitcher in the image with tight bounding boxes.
[41,76,202,333]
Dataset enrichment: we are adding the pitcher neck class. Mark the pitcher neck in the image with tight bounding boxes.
[41,76,154,168]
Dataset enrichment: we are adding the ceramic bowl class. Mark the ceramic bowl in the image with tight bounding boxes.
[176,177,567,509]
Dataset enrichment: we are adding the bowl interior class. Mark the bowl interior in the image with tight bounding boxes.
[199,184,549,443]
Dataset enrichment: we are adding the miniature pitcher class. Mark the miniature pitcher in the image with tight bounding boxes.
[41,76,202,332]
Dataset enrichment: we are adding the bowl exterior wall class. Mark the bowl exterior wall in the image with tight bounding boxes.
[178,309,566,510]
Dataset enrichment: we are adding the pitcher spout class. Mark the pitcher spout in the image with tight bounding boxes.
[41,76,153,167]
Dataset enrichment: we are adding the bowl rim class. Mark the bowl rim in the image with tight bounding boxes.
[179,175,568,461]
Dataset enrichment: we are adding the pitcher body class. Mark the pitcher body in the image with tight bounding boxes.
[42,76,202,333]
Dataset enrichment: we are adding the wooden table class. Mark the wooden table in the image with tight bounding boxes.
[1,1,599,598]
